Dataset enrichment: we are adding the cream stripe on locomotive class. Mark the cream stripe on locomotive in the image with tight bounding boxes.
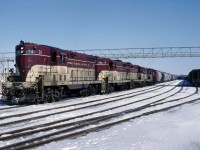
[26,65,96,85]
[98,70,139,81]
[26,64,145,87]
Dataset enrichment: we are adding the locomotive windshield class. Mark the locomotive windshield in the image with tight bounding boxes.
[138,67,142,73]
[16,50,22,56]
[16,49,37,56]
[16,45,24,56]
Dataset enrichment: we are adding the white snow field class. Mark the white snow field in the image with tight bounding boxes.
[36,100,200,150]
[0,80,200,150]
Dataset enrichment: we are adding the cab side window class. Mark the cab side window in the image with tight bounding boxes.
[60,54,66,64]
[51,52,57,63]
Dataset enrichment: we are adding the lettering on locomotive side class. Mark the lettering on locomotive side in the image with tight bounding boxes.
[67,62,73,65]
[74,63,80,66]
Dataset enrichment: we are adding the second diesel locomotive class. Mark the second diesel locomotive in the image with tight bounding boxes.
[2,41,177,104]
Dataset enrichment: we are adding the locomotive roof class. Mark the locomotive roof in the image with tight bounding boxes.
[18,41,96,58]
[16,41,175,76]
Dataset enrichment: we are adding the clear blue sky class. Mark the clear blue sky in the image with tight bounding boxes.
[0,0,200,75]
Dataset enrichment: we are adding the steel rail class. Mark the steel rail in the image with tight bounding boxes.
[0,81,174,111]
[0,82,178,127]
[0,86,198,150]
[0,83,169,120]
[0,82,184,138]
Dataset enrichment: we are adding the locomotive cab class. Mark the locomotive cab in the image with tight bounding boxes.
[15,41,39,82]
[2,41,42,103]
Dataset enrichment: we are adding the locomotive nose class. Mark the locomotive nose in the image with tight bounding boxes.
[16,48,38,82]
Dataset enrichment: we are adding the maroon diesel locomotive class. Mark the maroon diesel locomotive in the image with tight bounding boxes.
[2,41,176,104]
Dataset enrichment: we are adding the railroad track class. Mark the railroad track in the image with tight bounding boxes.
[0,105,27,111]
[0,83,198,150]
[0,81,176,111]
[0,81,180,127]
[0,84,186,138]
[0,83,167,119]
[0,85,195,141]
[0,83,186,138]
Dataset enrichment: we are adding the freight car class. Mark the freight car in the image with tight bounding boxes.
[2,41,177,104]
[188,69,200,86]
[152,70,162,83]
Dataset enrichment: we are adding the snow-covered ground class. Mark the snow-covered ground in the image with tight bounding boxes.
[1,80,200,150]
[35,101,200,150]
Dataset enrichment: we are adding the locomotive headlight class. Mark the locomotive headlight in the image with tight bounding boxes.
[21,50,23,54]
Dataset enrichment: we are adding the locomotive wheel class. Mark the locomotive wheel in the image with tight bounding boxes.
[88,85,96,95]
[55,90,60,101]
[108,85,114,93]
[119,86,125,91]
[44,89,50,103]
[51,94,56,102]
[85,89,89,96]
[49,90,60,102]
[125,84,129,90]
[79,90,83,97]
[95,85,101,94]
[80,89,85,97]
[46,93,52,103]
[131,84,135,89]
[80,89,87,97]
